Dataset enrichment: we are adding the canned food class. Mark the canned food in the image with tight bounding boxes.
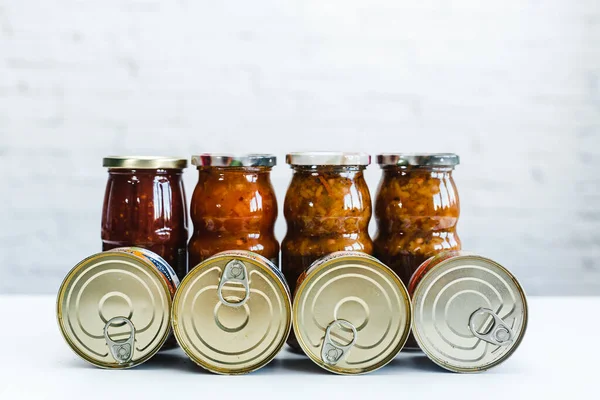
[293,251,411,375]
[172,250,291,374]
[409,251,528,373]
[56,248,178,369]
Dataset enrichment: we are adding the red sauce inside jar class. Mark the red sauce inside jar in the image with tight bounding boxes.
[101,157,189,281]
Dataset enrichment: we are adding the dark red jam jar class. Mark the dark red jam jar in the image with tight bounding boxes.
[101,156,189,281]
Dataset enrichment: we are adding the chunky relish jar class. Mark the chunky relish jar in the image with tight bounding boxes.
[101,156,189,281]
[188,154,279,268]
[282,152,373,353]
[374,153,461,287]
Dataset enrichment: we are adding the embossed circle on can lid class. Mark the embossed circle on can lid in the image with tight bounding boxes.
[293,251,411,375]
[56,251,173,369]
[411,253,528,373]
[172,250,292,375]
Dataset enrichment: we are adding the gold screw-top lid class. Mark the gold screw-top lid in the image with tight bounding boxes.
[103,156,188,169]
[293,251,411,375]
[172,251,292,375]
[411,253,528,373]
[56,251,173,369]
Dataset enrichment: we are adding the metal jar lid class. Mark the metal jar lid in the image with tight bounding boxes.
[103,156,188,169]
[286,152,371,166]
[172,250,291,374]
[56,251,173,369]
[191,154,276,167]
[377,153,459,167]
[293,251,411,375]
[411,253,528,373]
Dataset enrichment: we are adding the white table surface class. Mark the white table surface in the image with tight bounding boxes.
[1,295,596,399]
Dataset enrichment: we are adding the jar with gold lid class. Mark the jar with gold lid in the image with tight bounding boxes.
[101,156,189,281]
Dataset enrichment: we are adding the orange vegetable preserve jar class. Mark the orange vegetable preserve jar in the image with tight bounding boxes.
[282,152,373,353]
[373,153,460,349]
[101,156,189,281]
[374,153,461,286]
[188,154,279,268]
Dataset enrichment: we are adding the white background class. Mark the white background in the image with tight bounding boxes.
[1,0,599,295]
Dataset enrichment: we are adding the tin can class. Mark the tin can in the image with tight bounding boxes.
[56,248,178,369]
[409,251,528,373]
[293,251,412,375]
[172,250,291,374]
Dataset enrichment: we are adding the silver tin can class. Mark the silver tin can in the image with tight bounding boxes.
[409,251,528,373]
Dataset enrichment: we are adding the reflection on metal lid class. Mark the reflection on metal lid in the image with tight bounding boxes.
[191,154,276,167]
[377,153,459,167]
[293,251,411,375]
[56,251,173,369]
[172,250,291,374]
[286,152,371,166]
[411,253,528,373]
[103,156,188,169]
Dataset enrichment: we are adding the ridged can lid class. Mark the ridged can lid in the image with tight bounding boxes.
[411,251,528,373]
[103,156,188,169]
[56,250,174,369]
[172,250,291,374]
[293,251,411,375]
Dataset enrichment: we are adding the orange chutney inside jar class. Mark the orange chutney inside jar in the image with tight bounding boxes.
[188,154,279,268]
[281,152,373,353]
[373,153,461,349]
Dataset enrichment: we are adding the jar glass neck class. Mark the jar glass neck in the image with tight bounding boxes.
[380,165,454,173]
[107,168,184,175]
[291,165,366,173]
[196,166,273,173]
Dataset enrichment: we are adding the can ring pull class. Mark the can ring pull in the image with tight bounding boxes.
[469,307,514,346]
[321,319,358,366]
[103,317,135,364]
[218,259,250,308]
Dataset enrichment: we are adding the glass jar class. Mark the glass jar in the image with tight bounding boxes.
[282,152,373,353]
[101,156,189,281]
[188,154,279,268]
[374,153,461,287]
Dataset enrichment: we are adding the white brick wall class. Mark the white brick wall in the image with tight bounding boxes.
[1,0,599,295]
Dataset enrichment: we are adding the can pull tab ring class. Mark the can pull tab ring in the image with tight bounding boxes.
[218,259,250,308]
[104,317,135,364]
[469,307,514,346]
[321,319,358,366]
